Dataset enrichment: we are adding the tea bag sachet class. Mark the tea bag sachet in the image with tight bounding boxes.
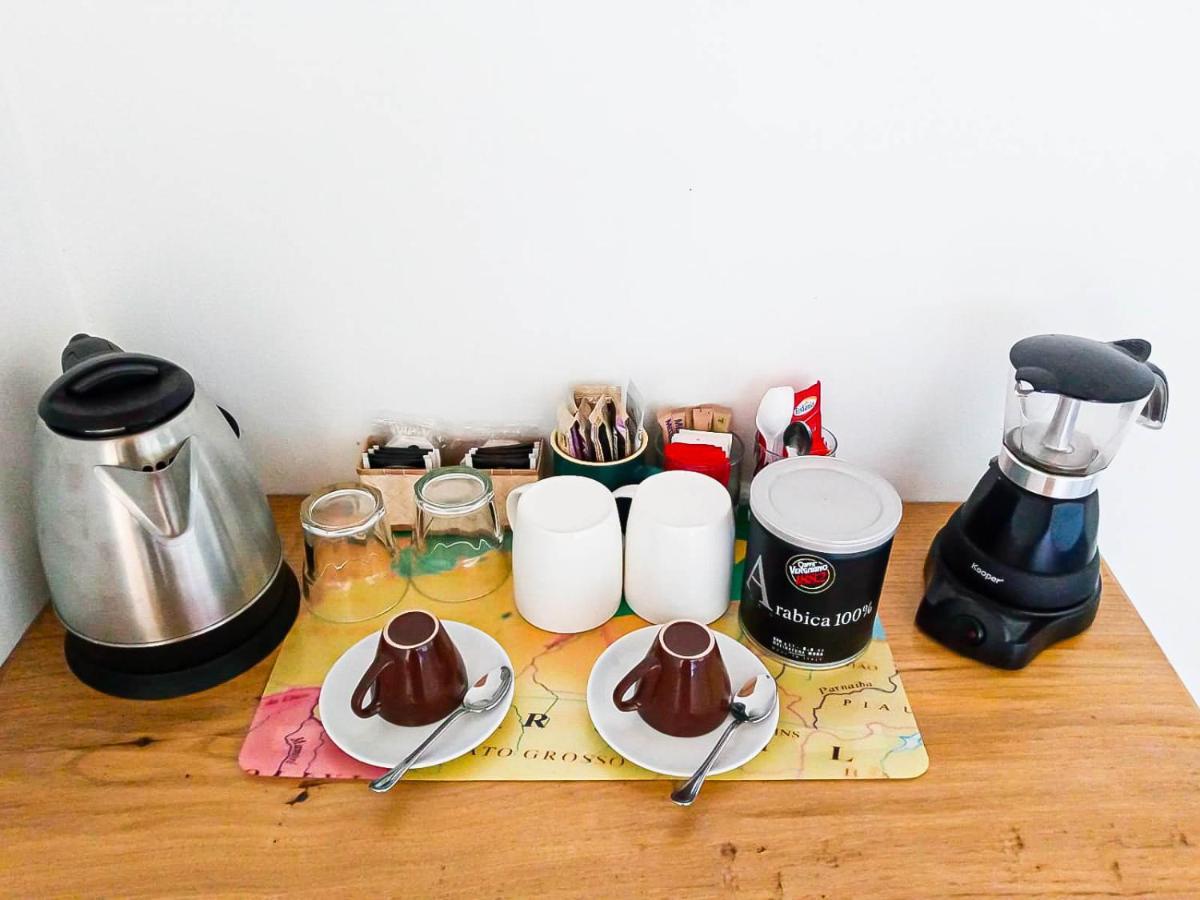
[558,404,589,459]
[559,381,646,460]
[588,397,614,462]
[602,395,624,460]
[573,383,622,408]
[576,397,598,461]
[625,380,645,453]
[613,394,630,460]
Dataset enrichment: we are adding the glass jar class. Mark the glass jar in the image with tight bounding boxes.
[300,483,406,623]
[655,430,745,506]
[755,428,838,475]
[411,466,508,603]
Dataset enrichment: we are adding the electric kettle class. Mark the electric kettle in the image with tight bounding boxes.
[33,334,298,698]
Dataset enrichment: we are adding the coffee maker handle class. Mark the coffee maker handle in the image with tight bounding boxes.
[1138,363,1169,429]
[60,333,123,372]
[217,406,242,438]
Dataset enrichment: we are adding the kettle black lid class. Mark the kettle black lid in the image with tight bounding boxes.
[38,334,195,438]
[1009,334,1157,404]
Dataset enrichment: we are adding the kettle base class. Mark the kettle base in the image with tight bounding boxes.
[64,563,299,700]
[917,529,1101,669]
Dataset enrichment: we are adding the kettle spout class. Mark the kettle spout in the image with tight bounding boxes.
[93,439,194,538]
[1138,363,1169,429]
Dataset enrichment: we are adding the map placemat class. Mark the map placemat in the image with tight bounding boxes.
[239,527,928,781]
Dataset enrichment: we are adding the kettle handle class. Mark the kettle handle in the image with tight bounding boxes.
[61,333,124,373]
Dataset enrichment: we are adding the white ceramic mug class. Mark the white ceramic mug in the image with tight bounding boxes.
[507,476,623,633]
[613,470,734,624]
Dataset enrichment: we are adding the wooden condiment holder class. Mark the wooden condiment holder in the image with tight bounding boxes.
[356,436,544,530]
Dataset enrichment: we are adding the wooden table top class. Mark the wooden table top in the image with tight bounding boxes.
[1,498,1197,898]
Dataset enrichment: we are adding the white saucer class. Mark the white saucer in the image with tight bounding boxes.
[586,626,780,778]
[320,621,513,769]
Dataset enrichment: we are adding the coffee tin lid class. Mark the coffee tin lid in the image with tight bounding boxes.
[750,457,902,556]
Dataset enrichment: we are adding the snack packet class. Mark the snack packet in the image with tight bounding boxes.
[709,405,733,433]
[656,407,690,442]
[792,382,827,455]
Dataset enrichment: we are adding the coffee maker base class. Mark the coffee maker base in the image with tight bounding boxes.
[63,562,300,700]
[917,535,1101,669]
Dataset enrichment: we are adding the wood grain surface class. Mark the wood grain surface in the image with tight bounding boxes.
[1,498,1197,898]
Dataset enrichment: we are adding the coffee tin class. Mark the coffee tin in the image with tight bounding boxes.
[740,457,902,668]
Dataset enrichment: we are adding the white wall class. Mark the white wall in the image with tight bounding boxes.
[0,3,1196,697]
[0,85,83,660]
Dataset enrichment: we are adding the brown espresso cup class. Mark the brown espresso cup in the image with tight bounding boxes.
[350,609,468,726]
[612,620,732,737]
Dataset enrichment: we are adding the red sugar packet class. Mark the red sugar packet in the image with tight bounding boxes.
[792,381,827,455]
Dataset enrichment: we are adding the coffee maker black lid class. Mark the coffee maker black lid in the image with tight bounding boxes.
[38,334,195,438]
[1009,334,1157,404]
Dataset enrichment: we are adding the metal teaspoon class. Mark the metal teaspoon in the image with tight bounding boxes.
[369,665,513,793]
[782,420,813,457]
[670,674,778,807]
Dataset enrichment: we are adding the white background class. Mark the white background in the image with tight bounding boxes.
[1,3,1196,698]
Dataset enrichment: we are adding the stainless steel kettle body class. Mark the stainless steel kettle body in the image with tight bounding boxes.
[32,334,297,699]
[34,391,283,647]
[32,331,293,666]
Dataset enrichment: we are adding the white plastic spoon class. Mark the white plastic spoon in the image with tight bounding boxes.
[755,386,794,458]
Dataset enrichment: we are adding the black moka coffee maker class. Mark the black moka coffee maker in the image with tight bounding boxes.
[917,335,1169,668]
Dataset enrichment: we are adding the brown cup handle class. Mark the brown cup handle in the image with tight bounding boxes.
[350,654,395,718]
[613,658,661,712]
